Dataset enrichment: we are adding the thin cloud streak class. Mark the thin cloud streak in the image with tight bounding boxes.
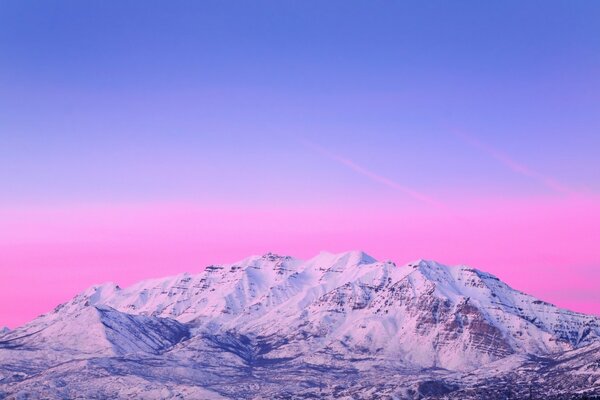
[301,139,446,209]
[454,131,577,196]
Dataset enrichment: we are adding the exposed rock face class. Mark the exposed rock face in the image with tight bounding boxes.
[1,251,599,399]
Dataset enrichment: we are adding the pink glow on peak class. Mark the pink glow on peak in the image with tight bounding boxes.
[1,195,599,327]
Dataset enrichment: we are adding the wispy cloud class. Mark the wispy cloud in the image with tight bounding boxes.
[300,139,446,209]
[454,131,576,195]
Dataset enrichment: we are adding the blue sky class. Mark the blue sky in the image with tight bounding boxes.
[1,1,599,204]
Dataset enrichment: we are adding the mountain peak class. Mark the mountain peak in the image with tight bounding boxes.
[311,250,377,266]
[406,259,438,268]
[340,250,377,264]
[260,252,292,261]
[3,251,600,398]
[404,259,452,279]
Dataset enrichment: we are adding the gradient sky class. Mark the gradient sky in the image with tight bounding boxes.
[1,1,599,328]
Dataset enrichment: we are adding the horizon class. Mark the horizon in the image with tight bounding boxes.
[1,1,599,328]
[3,246,598,329]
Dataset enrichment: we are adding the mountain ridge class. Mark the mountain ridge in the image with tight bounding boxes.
[1,250,599,399]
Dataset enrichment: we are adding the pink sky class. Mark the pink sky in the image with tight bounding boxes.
[1,195,598,328]
[3,0,600,331]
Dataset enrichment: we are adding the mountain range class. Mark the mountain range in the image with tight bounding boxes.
[1,251,599,399]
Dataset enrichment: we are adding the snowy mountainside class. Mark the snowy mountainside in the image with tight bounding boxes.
[0,304,188,357]
[1,251,599,399]
[69,251,600,369]
[0,304,188,389]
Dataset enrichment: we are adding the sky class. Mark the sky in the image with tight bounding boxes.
[1,1,599,328]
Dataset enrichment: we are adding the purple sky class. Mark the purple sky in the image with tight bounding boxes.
[1,1,599,327]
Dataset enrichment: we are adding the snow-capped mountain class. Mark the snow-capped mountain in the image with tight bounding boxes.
[1,251,599,399]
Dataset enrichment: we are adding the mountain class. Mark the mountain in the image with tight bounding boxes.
[1,251,599,399]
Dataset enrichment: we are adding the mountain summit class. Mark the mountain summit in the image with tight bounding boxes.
[1,251,599,399]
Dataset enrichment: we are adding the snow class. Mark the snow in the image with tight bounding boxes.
[41,251,600,368]
[1,250,599,398]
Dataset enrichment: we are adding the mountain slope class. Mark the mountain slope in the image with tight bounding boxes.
[63,251,600,370]
[1,251,599,399]
[0,304,189,388]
